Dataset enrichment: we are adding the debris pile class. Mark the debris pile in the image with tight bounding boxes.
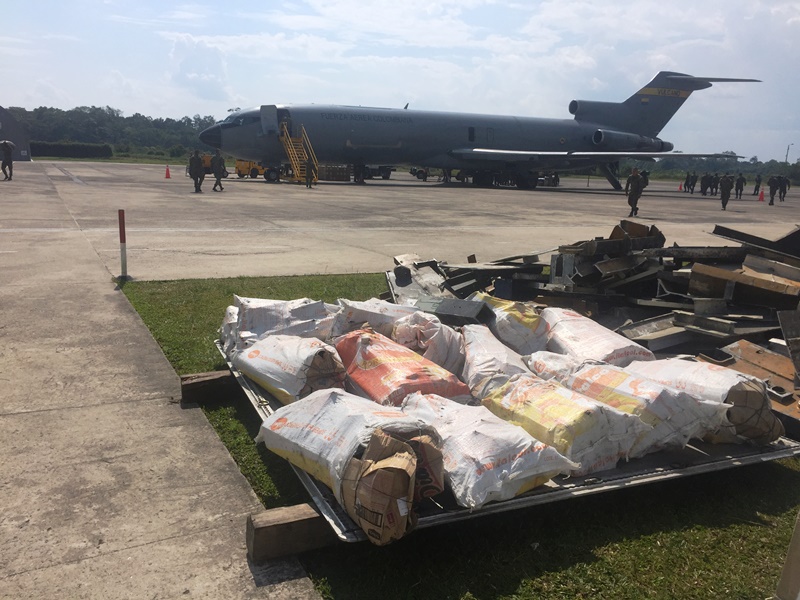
[219,221,800,544]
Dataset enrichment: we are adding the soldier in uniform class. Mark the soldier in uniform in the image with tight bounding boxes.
[624,167,644,217]
[779,175,791,202]
[711,173,720,196]
[719,173,734,210]
[767,175,779,205]
[735,173,746,199]
[211,149,225,192]
[305,157,316,188]
[189,150,204,193]
[752,173,762,196]
[689,171,698,194]
[1,140,12,181]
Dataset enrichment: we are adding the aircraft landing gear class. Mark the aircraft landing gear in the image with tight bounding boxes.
[516,172,539,190]
[264,168,280,183]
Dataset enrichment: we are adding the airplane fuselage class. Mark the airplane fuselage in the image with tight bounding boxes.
[199,72,756,189]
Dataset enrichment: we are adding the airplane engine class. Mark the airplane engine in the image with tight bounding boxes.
[591,128,674,152]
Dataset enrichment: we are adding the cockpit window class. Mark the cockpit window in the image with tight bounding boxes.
[221,109,260,126]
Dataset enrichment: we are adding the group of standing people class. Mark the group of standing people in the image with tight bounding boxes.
[188,149,227,193]
[631,169,793,215]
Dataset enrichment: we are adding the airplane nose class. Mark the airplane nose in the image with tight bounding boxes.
[199,124,222,148]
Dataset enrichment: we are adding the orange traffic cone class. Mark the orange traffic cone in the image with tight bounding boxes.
[678,182,683,191]
[759,190,765,202]
[165,165,171,179]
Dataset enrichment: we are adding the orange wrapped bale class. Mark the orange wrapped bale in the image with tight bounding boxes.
[336,329,473,406]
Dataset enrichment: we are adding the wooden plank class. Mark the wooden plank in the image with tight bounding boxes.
[778,310,800,386]
[180,370,237,405]
[246,503,341,562]
[744,254,800,283]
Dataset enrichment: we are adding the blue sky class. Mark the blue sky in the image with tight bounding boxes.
[2,0,798,162]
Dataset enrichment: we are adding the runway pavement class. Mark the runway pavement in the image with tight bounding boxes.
[0,160,797,598]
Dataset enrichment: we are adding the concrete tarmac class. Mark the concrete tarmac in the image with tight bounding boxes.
[1,161,797,598]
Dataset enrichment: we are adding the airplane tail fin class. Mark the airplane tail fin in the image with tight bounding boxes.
[569,71,760,137]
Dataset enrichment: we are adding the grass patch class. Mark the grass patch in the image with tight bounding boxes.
[122,273,800,599]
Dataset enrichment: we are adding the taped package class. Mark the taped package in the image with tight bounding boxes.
[541,307,655,367]
[232,296,339,348]
[470,292,548,354]
[462,324,531,400]
[392,311,466,376]
[401,393,577,508]
[336,329,472,406]
[625,358,785,445]
[482,375,650,475]
[565,363,730,457]
[255,389,431,495]
[330,298,420,339]
[341,429,417,545]
[231,335,345,404]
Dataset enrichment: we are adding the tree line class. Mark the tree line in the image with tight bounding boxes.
[6,105,217,158]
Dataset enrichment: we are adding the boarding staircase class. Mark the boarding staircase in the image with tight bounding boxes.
[280,122,318,184]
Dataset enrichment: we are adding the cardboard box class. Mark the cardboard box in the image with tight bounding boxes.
[342,430,417,545]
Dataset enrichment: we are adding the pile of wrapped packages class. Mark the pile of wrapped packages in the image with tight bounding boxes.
[219,293,785,545]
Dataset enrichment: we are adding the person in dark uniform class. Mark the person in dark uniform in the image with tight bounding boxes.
[719,173,734,210]
[624,167,644,217]
[711,173,720,196]
[189,150,204,193]
[689,171,698,194]
[684,171,691,192]
[752,173,762,195]
[700,172,710,196]
[305,157,316,188]
[767,175,779,205]
[1,141,12,181]
[734,173,746,199]
[211,149,225,191]
[779,176,791,202]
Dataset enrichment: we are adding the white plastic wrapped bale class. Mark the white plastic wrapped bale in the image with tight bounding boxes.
[469,291,548,354]
[335,329,473,406]
[234,296,339,346]
[625,358,785,445]
[255,389,435,504]
[482,374,651,475]
[541,307,655,367]
[401,392,577,509]
[231,335,345,405]
[392,311,466,376]
[565,363,730,457]
[524,351,583,382]
[330,298,420,339]
[462,324,531,400]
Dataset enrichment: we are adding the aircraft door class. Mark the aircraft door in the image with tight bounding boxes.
[259,105,279,136]
[277,108,292,137]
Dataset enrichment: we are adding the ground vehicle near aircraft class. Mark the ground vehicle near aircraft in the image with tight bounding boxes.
[199,72,757,190]
[235,159,266,179]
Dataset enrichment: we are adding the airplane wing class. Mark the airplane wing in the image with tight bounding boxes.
[450,148,741,162]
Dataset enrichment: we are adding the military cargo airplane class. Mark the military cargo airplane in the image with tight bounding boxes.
[198,71,758,190]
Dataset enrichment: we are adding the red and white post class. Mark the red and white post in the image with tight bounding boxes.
[118,209,128,280]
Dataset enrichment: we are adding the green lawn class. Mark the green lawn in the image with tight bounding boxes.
[122,274,799,600]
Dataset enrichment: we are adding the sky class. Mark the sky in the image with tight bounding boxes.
[2,0,798,162]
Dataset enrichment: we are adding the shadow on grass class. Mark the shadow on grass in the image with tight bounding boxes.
[191,376,309,508]
[301,457,800,600]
